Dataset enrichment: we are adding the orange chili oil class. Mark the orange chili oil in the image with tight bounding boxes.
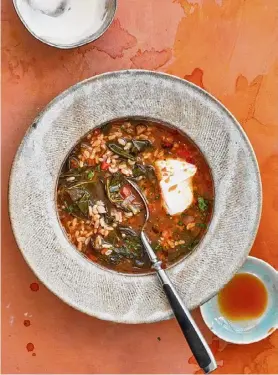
[218,273,268,321]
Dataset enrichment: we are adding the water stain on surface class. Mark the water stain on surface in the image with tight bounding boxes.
[254,155,278,268]
[184,68,204,88]
[131,48,172,70]
[243,333,278,374]
[169,0,278,98]
[188,333,278,374]
[223,74,263,125]
[93,19,137,59]
[188,338,224,373]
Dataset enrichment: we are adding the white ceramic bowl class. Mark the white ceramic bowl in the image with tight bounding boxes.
[9,70,262,323]
[13,0,117,49]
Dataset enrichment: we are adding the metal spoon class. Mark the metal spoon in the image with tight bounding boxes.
[127,179,217,374]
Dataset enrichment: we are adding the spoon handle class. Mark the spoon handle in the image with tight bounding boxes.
[140,232,217,374]
[160,275,217,374]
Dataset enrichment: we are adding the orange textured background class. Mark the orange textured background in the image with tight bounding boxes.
[1,0,278,373]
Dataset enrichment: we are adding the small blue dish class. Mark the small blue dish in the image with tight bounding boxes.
[200,256,278,344]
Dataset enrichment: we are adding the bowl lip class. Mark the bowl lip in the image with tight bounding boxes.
[8,70,263,323]
[200,256,278,344]
[12,0,117,49]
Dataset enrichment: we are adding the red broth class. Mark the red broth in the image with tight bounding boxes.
[57,120,214,273]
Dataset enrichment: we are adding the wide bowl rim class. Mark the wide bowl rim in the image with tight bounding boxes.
[12,0,117,49]
[9,70,262,323]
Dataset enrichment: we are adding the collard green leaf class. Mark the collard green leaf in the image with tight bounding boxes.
[132,164,156,180]
[107,143,136,160]
[187,239,199,250]
[87,170,94,180]
[131,139,152,153]
[118,226,138,237]
[67,187,85,202]
[198,197,208,212]
[76,191,90,216]
[67,180,95,190]
[105,175,124,204]
[102,123,112,135]
[196,223,207,228]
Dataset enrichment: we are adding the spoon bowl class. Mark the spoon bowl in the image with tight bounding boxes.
[127,179,150,224]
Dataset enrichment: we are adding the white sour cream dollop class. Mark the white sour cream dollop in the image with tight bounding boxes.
[154,158,197,216]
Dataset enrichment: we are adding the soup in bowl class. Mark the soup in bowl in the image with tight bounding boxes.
[57,119,214,273]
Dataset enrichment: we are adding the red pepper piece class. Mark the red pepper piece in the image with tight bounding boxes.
[176,147,193,163]
[161,140,173,149]
[120,185,132,198]
[101,161,109,170]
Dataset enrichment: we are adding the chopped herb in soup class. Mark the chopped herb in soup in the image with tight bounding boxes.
[57,120,214,273]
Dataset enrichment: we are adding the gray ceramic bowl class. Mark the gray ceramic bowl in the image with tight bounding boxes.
[9,70,262,323]
[13,0,117,49]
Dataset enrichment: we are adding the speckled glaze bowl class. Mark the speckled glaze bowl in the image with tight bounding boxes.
[12,0,117,49]
[9,70,262,323]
